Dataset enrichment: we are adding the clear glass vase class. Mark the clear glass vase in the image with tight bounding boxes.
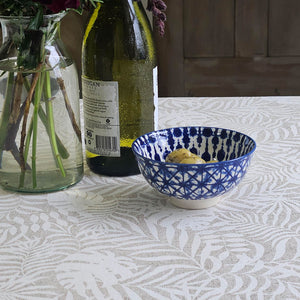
[0,13,83,193]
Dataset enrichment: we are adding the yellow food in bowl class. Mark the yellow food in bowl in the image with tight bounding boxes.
[180,157,206,164]
[166,148,218,164]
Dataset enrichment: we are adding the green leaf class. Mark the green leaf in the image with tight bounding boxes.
[28,6,43,30]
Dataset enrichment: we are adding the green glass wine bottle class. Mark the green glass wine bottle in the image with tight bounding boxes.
[82,0,158,176]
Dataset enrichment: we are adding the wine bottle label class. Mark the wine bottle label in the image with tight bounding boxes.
[82,77,121,157]
[153,67,158,130]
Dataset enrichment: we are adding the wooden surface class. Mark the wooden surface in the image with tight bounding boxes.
[185,57,300,96]
[155,0,300,97]
[269,0,300,56]
[184,0,234,58]
[235,0,268,57]
[155,0,185,96]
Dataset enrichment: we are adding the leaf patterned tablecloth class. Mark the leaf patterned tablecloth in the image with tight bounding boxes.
[0,97,299,299]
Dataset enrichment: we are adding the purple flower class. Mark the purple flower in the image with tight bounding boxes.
[147,0,167,36]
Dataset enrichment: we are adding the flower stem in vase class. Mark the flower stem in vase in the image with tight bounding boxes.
[0,72,31,170]
[23,76,70,159]
[9,73,23,125]
[24,120,33,163]
[6,73,27,157]
[56,77,81,142]
[44,71,66,177]
[31,71,45,188]
[19,66,42,172]
[0,72,14,167]
[18,117,34,188]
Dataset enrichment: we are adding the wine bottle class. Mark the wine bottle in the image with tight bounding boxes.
[82,0,158,176]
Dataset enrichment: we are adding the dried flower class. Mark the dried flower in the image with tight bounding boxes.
[147,0,167,36]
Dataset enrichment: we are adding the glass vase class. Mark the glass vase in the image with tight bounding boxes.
[0,13,83,193]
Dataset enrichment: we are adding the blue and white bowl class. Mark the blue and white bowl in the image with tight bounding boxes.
[132,126,256,209]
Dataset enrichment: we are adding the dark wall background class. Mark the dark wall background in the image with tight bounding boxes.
[155,0,300,97]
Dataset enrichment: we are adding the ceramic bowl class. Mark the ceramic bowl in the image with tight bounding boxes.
[132,126,256,209]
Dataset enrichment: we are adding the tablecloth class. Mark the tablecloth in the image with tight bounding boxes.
[0,96,299,299]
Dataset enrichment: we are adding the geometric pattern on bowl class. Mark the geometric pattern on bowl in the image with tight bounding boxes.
[132,126,256,201]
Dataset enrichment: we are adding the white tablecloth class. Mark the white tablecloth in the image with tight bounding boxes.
[0,97,299,299]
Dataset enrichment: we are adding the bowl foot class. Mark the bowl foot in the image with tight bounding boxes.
[169,196,223,209]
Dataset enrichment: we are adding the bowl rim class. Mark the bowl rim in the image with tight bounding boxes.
[132,126,257,166]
